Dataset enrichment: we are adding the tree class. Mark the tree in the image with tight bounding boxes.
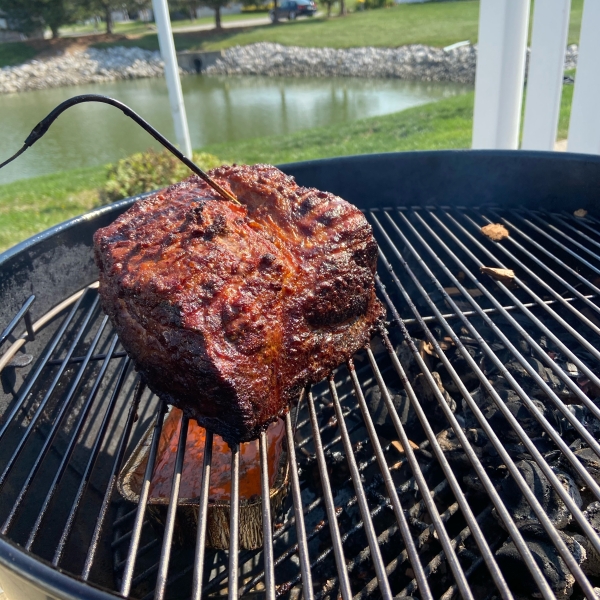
[85,0,149,34]
[197,0,229,29]
[168,0,200,21]
[169,0,228,29]
[0,0,81,37]
[319,0,335,17]
[183,0,199,20]
[95,0,114,33]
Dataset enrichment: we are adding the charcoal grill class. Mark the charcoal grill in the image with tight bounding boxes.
[1,150,600,600]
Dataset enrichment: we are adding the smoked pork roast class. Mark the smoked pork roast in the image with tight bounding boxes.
[94,164,384,443]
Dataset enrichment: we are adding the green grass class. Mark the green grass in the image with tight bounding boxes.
[199,1,481,51]
[0,41,38,68]
[557,80,574,140]
[92,0,584,53]
[567,0,584,46]
[0,166,105,251]
[0,0,585,68]
[94,1,482,53]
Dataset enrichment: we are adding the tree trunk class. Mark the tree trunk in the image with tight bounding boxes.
[339,0,345,15]
[105,6,113,34]
[327,3,331,17]
[215,5,221,29]
[272,0,279,22]
[50,24,60,38]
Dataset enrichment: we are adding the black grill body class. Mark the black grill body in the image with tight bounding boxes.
[1,150,600,600]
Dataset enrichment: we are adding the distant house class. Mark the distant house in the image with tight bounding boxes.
[0,12,25,42]
[0,10,45,40]
[110,7,153,23]
[194,2,242,18]
[137,9,153,22]
[110,9,130,23]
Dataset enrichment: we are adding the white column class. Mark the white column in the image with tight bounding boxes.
[522,0,571,151]
[568,0,600,155]
[472,0,531,149]
[151,0,193,158]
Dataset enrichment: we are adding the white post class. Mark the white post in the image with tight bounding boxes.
[521,0,571,151]
[568,0,600,155]
[472,0,531,149]
[151,0,193,158]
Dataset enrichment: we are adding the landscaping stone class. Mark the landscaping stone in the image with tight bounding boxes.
[0,47,170,94]
[206,42,580,84]
[0,43,580,94]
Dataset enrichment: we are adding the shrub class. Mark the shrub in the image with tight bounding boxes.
[101,149,224,203]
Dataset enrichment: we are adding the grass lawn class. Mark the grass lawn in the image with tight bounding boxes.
[92,1,483,53]
[93,0,584,53]
[0,80,575,253]
[184,1,482,52]
[0,41,39,68]
[0,0,584,67]
[0,166,106,251]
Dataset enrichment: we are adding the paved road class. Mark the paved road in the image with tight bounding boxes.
[59,15,272,38]
[62,12,323,38]
[171,12,322,32]
[171,15,273,33]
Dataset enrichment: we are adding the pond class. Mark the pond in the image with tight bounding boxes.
[0,75,471,185]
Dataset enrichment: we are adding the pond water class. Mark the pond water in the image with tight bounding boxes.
[0,75,470,184]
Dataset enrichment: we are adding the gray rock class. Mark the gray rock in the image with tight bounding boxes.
[0,46,187,94]
[0,42,581,94]
[206,42,579,84]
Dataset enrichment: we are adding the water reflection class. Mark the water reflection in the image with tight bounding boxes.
[0,75,470,184]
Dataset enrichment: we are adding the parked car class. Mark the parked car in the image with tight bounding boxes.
[270,0,317,21]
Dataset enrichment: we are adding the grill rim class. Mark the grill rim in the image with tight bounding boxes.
[0,535,116,600]
[2,149,600,600]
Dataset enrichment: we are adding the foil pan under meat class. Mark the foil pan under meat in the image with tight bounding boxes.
[118,408,289,549]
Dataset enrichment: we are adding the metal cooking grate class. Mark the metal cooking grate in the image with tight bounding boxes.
[1,205,600,600]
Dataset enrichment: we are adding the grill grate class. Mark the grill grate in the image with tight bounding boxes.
[1,205,600,600]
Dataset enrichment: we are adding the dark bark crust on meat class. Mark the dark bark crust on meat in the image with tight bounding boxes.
[94,164,385,443]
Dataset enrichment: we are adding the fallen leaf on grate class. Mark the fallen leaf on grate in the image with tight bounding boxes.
[392,439,419,454]
[419,340,437,362]
[420,341,435,355]
[439,337,454,350]
[574,208,588,217]
[480,266,515,282]
[444,287,483,297]
[481,223,509,241]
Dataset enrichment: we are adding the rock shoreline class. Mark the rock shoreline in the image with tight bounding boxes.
[207,42,579,83]
[208,42,479,82]
[0,42,579,94]
[0,46,165,94]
